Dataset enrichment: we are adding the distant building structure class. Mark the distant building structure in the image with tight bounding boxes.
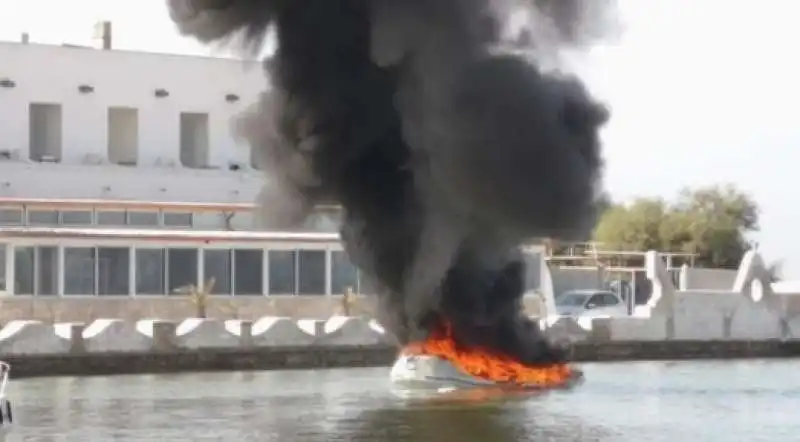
[0,29,548,299]
[0,27,267,205]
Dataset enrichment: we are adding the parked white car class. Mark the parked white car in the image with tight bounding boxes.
[554,289,628,318]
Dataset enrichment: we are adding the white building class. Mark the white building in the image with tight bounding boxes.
[0,34,354,297]
[0,38,268,204]
[0,34,546,300]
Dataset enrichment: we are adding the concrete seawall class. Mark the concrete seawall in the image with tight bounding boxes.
[2,250,800,378]
[0,314,798,378]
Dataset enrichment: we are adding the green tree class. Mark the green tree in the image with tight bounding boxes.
[671,185,759,268]
[593,197,667,252]
[593,184,759,268]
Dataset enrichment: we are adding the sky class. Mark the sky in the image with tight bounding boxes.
[1,0,798,277]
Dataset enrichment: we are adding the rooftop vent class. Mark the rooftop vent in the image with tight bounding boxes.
[92,21,112,50]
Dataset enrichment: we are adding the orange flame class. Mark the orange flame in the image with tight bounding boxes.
[403,321,573,388]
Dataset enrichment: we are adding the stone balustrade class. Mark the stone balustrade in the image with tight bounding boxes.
[0,316,396,357]
[0,312,796,378]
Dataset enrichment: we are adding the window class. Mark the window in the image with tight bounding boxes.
[268,250,296,295]
[36,246,58,296]
[228,212,255,230]
[600,293,620,305]
[12,246,58,296]
[29,103,63,162]
[97,211,127,226]
[192,213,226,230]
[167,248,198,293]
[587,293,619,307]
[97,247,129,295]
[107,107,139,165]
[127,211,158,227]
[233,249,263,295]
[204,249,232,295]
[135,249,165,295]
[179,112,210,168]
[163,212,193,228]
[586,295,602,307]
[27,210,59,225]
[0,208,22,225]
[14,247,34,295]
[61,210,93,226]
[331,251,358,295]
[298,250,326,295]
[64,247,95,295]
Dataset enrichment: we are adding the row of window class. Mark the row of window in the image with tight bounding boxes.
[0,245,363,296]
[21,103,258,170]
[0,207,341,231]
[0,244,543,296]
[0,207,193,228]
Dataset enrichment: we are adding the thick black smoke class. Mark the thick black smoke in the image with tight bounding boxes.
[168,0,613,365]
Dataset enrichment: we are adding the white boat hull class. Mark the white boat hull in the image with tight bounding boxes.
[390,353,495,390]
[389,352,583,397]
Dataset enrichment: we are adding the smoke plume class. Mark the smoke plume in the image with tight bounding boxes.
[168,0,613,365]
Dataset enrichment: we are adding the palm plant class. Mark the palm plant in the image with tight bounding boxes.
[342,286,356,316]
[176,277,216,318]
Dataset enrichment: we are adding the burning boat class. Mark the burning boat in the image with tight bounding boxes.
[390,321,580,393]
[168,0,611,392]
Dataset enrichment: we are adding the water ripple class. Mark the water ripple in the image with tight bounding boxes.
[6,360,799,441]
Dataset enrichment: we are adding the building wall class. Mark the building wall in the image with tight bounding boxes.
[0,42,268,203]
[678,267,738,291]
[0,42,551,318]
[0,162,265,203]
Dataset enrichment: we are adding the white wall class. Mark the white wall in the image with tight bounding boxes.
[539,251,800,342]
[0,42,268,203]
[0,162,265,203]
